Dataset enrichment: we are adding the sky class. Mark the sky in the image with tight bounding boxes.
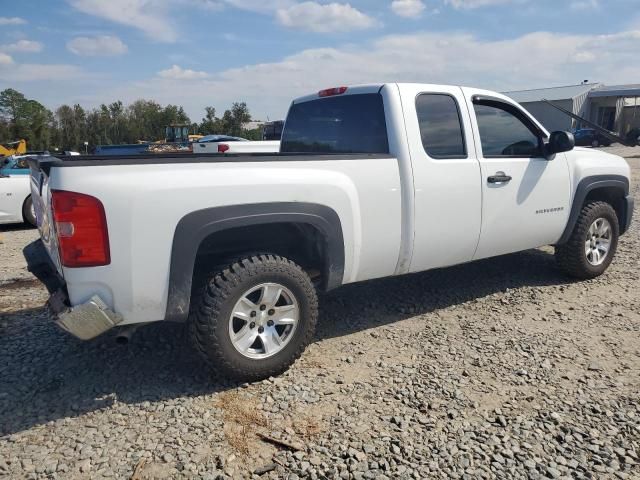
[0,0,639,122]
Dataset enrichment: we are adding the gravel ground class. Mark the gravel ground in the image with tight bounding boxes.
[1,155,639,480]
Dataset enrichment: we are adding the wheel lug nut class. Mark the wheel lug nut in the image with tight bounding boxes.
[258,326,264,333]
[260,304,266,311]
[267,320,274,327]
[250,322,256,329]
[250,311,257,318]
[268,309,275,315]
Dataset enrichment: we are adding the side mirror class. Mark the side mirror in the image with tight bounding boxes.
[546,131,575,158]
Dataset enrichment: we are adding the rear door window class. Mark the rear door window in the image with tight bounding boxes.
[281,93,389,154]
[416,94,466,159]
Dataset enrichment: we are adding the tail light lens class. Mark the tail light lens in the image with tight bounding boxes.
[51,190,110,268]
[218,144,230,153]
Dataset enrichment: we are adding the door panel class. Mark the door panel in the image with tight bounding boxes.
[462,88,571,260]
[399,85,482,273]
[474,157,571,259]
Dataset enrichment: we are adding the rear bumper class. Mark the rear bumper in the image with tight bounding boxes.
[622,195,634,235]
[23,240,122,340]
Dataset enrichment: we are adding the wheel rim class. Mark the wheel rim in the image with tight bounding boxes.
[30,202,36,222]
[585,217,612,266]
[228,282,299,359]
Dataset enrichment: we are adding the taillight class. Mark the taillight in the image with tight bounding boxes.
[51,190,110,268]
[218,144,230,153]
[319,86,348,97]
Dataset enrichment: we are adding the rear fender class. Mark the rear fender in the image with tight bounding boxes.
[165,202,344,322]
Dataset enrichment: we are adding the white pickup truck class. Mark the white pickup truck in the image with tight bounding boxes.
[25,83,634,380]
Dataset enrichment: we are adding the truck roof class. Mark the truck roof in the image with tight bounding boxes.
[292,82,521,105]
[292,84,385,104]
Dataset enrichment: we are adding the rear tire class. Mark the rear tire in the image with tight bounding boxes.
[189,254,318,381]
[555,201,619,279]
[22,196,36,227]
[591,139,600,148]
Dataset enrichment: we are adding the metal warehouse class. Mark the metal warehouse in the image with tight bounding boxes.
[505,83,640,137]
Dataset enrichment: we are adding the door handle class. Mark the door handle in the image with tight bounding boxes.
[487,173,512,184]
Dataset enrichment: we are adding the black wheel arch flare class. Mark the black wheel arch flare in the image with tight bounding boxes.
[557,174,632,245]
[164,202,345,323]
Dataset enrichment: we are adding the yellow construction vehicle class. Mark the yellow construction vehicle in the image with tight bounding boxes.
[0,139,27,157]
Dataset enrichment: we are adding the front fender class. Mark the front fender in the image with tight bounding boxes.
[557,175,630,244]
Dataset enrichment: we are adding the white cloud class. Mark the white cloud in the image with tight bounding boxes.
[0,53,14,65]
[68,0,178,42]
[276,2,377,33]
[445,0,514,8]
[67,36,128,56]
[158,64,210,80]
[186,0,224,10]
[0,17,26,25]
[1,40,44,53]
[570,0,599,10]
[225,0,294,13]
[391,0,426,17]
[99,28,640,121]
[67,0,296,42]
[0,63,86,82]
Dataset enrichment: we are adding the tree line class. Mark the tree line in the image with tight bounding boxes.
[0,88,260,153]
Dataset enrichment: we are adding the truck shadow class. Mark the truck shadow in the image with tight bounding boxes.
[0,248,572,436]
[316,247,566,340]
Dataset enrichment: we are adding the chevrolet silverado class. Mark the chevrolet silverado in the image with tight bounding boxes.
[25,83,634,380]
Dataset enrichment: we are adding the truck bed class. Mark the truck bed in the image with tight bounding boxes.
[31,152,394,172]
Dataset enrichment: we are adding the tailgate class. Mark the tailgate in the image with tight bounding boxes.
[28,157,64,276]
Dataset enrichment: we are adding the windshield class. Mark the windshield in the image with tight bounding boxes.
[281,93,389,154]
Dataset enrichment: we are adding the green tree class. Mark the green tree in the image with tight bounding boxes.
[199,106,219,134]
[0,88,264,151]
[220,102,251,137]
[55,105,77,150]
[0,88,54,149]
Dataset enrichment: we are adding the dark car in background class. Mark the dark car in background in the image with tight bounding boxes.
[574,128,613,148]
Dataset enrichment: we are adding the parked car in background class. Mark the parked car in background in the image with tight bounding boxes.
[0,175,35,225]
[194,138,280,154]
[0,152,64,176]
[1,155,31,176]
[625,128,640,146]
[197,135,247,143]
[0,155,50,226]
[574,128,613,148]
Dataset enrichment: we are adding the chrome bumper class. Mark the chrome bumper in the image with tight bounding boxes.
[24,240,123,340]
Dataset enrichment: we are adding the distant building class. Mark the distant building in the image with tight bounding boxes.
[243,121,265,131]
[505,83,640,137]
[262,120,284,140]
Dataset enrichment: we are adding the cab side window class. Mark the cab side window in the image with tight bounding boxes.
[473,101,542,157]
[416,94,467,159]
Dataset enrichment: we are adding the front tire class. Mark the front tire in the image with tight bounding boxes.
[555,201,619,279]
[22,196,36,227]
[189,254,318,381]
